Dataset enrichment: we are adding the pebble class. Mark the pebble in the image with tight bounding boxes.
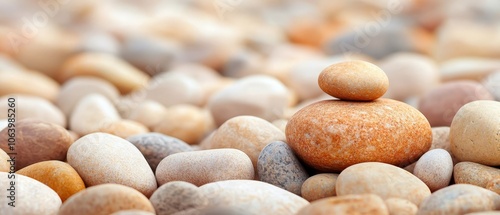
[450,100,500,166]
[301,173,339,202]
[440,58,500,81]
[286,99,432,172]
[0,71,60,102]
[0,95,67,127]
[318,60,389,101]
[487,178,500,194]
[127,133,193,171]
[156,149,254,186]
[69,93,121,136]
[454,162,500,189]
[465,212,500,215]
[199,180,309,215]
[210,116,286,175]
[141,73,203,107]
[0,172,61,215]
[58,52,150,94]
[110,210,156,215]
[0,119,72,170]
[257,141,309,195]
[483,71,500,101]
[149,181,208,215]
[58,183,155,215]
[417,184,500,215]
[413,149,453,191]
[418,81,494,127]
[153,104,214,144]
[0,148,9,172]
[385,198,418,215]
[379,53,439,101]
[56,76,120,116]
[126,100,167,129]
[67,133,157,197]
[336,162,431,206]
[208,75,288,126]
[16,160,86,202]
[75,30,120,55]
[97,119,149,139]
[296,194,389,215]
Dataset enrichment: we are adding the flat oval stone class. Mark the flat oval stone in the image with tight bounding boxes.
[0,71,60,102]
[413,149,453,191]
[0,95,66,127]
[58,184,155,215]
[454,162,500,189]
[257,141,309,195]
[149,181,208,215]
[318,60,389,101]
[296,194,389,215]
[336,162,431,206]
[141,73,203,107]
[97,119,149,139]
[156,149,254,186]
[16,160,85,202]
[0,119,73,170]
[69,93,121,136]
[385,198,418,215]
[0,172,61,215]
[286,99,432,172]
[417,184,500,215]
[126,100,167,130]
[127,133,193,171]
[67,133,157,197]
[301,173,338,202]
[199,180,309,215]
[450,100,500,166]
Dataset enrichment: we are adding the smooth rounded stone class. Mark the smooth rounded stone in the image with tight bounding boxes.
[318,60,389,101]
[210,116,286,173]
[0,71,60,102]
[110,210,155,215]
[69,93,121,136]
[0,95,66,127]
[75,30,120,54]
[385,198,418,215]
[440,58,500,81]
[257,141,309,195]
[127,133,193,171]
[487,178,500,194]
[0,172,61,215]
[454,162,500,189]
[208,75,288,126]
[417,184,500,215]
[336,162,431,206]
[286,99,432,172]
[140,73,203,107]
[150,181,208,215]
[0,119,72,170]
[56,76,120,116]
[450,100,500,166]
[175,206,253,215]
[97,119,149,139]
[16,160,86,202]
[199,180,309,215]
[67,133,157,197]
[301,173,339,202]
[296,194,389,215]
[0,54,27,72]
[153,104,214,145]
[156,149,254,186]
[222,49,264,79]
[0,148,9,172]
[59,184,155,215]
[413,149,453,191]
[126,100,167,129]
[380,53,440,101]
[58,52,150,94]
[418,81,494,127]
[483,71,500,101]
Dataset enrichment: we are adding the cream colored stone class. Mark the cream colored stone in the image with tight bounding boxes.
[413,149,453,191]
[296,194,389,215]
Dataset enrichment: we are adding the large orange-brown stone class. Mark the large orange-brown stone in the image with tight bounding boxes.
[286,98,432,172]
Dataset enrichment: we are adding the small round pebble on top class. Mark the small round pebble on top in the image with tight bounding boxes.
[318,60,389,101]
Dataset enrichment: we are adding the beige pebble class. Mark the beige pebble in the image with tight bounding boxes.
[98,119,149,139]
[296,194,389,215]
[109,210,155,215]
[440,57,500,81]
[150,181,208,215]
[486,178,500,194]
[0,71,60,102]
[126,100,167,130]
[465,212,500,215]
[0,95,66,127]
[413,149,453,191]
[301,173,338,202]
[140,73,203,107]
[385,198,418,215]
[69,93,121,136]
[454,162,500,189]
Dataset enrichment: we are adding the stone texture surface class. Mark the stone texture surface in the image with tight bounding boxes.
[286,99,432,172]
[413,149,453,191]
[0,119,73,170]
[16,160,85,202]
[385,198,418,215]
[454,162,500,189]
[0,95,66,127]
[336,162,431,206]
[69,93,121,136]
[257,141,309,195]
[450,100,500,166]
[156,149,254,186]
[296,194,389,215]
[150,181,208,215]
[318,60,389,101]
[301,173,339,202]
[127,133,193,171]
[67,133,157,197]
[58,184,155,215]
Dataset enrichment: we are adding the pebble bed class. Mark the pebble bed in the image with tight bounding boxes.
[0,0,500,215]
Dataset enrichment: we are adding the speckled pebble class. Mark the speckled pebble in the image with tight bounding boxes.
[454,162,500,189]
[257,141,309,195]
[413,149,453,191]
[301,173,338,202]
[149,181,208,215]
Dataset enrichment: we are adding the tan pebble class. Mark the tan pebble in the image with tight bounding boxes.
[98,119,149,139]
[126,100,167,129]
[385,198,418,215]
[198,131,215,150]
[440,57,500,81]
[296,194,389,215]
[150,181,208,215]
[486,178,500,194]
[0,71,60,102]
[301,173,338,202]
[413,149,453,191]
[58,52,150,94]
[465,212,500,215]
[0,95,66,127]
[58,184,155,215]
[318,60,389,101]
[454,162,500,189]
[69,93,121,136]
[109,210,155,215]
[141,73,203,107]
[76,30,120,55]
